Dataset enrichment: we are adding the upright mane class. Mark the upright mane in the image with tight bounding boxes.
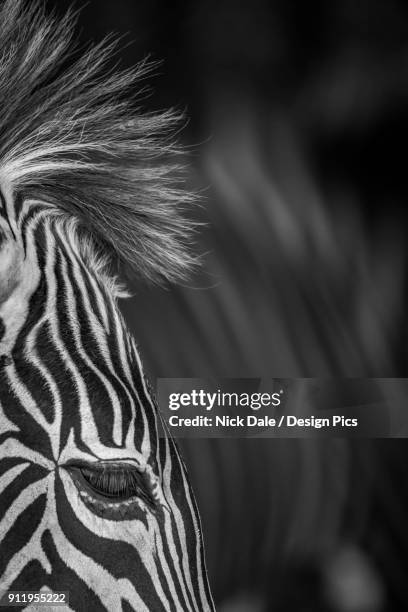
[0,0,196,283]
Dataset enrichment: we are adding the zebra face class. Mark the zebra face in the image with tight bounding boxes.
[0,195,213,611]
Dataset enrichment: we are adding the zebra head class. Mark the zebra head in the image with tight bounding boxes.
[0,1,214,610]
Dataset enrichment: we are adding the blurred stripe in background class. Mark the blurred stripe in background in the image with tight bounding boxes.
[53,1,408,609]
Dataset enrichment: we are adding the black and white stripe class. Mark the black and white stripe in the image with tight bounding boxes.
[0,0,214,609]
[0,200,214,611]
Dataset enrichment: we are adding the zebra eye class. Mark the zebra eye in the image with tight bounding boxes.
[68,462,156,511]
[81,465,141,500]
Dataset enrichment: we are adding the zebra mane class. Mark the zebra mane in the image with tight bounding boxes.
[0,0,197,283]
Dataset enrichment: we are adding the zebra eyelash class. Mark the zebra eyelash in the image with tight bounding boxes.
[66,462,157,514]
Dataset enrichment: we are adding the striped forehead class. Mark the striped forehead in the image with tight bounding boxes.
[0,200,161,468]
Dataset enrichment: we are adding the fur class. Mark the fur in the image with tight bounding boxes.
[0,0,197,283]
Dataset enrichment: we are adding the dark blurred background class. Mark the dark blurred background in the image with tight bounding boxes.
[50,1,408,610]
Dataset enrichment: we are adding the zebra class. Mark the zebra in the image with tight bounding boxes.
[0,1,215,610]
